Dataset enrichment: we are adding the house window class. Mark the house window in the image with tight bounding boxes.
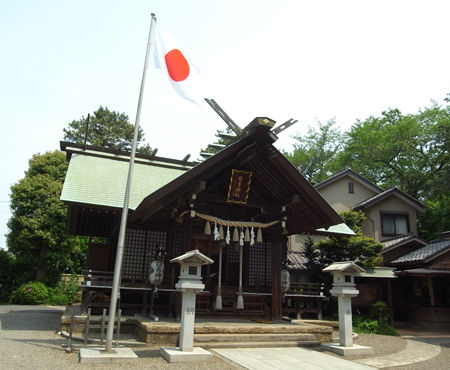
[381,213,409,235]
[348,182,354,194]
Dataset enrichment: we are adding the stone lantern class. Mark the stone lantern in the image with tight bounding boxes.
[160,249,213,363]
[322,261,373,357]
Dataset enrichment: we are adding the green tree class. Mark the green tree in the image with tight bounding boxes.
[284,119,345,184]
[311,210,383,268]
[7,151,86,285]
[418,195,450,241]
[199,126,235,159]
[335,104,450,200]
[63,106,152,154]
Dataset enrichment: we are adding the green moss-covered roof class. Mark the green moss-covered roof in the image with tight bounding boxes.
[61,153,189,210]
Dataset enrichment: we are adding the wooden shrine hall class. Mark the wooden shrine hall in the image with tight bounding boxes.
[60,117,344,321]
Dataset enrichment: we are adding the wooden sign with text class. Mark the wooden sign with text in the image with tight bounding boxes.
[227,169,253,204]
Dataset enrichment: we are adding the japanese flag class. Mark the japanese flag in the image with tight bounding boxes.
[152,23,201,104]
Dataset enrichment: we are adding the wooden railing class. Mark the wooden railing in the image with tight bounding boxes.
[283,282,327,320]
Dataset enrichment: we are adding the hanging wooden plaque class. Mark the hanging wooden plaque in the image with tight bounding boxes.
[227,169,252,204]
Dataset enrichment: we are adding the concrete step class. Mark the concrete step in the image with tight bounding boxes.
[194,333,317,343]
[199,340,321,349]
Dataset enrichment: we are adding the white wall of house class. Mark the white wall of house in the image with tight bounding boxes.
[319,176,379,212]
[364,196,419,242]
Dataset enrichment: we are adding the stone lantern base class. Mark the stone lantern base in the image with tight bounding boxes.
[160,347,213,363]
[321,343,374,357]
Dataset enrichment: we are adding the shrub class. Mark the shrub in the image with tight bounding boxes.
[353,315,398,336]
[371,301,388,323]
[47,293,69,305]
[10,281,50,305]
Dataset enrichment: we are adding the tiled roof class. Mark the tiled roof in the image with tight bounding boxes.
[390,239,450,265]
[382,233,427,253]
[354,187,424,211]
[314,168,383,193]
[286,252,307,270]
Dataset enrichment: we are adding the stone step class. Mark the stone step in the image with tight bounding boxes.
[199,340,321,349]
[194,333,317,343]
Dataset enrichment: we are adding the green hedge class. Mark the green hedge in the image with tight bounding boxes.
[10,281,50,304]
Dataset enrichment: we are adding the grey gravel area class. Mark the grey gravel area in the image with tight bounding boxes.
[0,305,237,369]
[354,333,407,358]
[1,305,449,369]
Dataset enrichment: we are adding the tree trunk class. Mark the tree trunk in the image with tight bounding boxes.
[35,245,49,281]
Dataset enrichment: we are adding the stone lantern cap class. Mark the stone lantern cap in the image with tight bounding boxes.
[171,249,214,287]
[322,261,365,274]
[170,249,214,266]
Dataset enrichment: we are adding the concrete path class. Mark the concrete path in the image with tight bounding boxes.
[212,347,375,370]
[355,338,441,368]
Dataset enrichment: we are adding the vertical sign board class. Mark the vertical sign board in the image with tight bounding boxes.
[227,169,253,204]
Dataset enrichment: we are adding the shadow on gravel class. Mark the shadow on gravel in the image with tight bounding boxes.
[3,337,66,350]
[0,310,63,331]
[134,349,162,359]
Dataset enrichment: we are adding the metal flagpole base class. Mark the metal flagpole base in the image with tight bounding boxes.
[215,295,222,310]
[236,294,244,309]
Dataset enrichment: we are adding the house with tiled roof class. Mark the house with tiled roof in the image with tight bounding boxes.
[289,168,450,326]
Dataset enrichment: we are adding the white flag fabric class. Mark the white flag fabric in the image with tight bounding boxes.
[152,23,201,104]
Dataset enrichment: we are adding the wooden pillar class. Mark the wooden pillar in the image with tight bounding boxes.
[183,216,193,253]
[428,276,435,306]
[387,279,394,326]
[271,227,282,321]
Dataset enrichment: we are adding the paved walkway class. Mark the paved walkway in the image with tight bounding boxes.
[213,347,375,370]
[355,338,441,368]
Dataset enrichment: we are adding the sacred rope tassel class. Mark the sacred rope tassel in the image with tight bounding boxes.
[282,219,288,235]
[213,222,220,240]
[233,227,239,242]
[244,228,250,243]
[239,228,244,246]
[204,220,211,235]
[236,243,244,309]
[256,227,263,243]
[215,247,223,310]
[250,227,255,246]
[225,226,231,245]
[219,225,224,240]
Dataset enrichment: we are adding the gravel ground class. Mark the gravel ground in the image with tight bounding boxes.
[0,305,237,369]
[1,305,449,369]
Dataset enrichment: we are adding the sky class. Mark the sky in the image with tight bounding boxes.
[1,0,449,250]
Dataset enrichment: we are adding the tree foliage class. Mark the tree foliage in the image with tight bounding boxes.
[63,106,152,155]
[6,151,86,285]
[335,105,449,200]
[199,126,235,158]
[286,97,450,239]
[303,211,383,272]
[284,119,345,184]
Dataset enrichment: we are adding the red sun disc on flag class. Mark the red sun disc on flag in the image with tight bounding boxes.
[165,49,190,82]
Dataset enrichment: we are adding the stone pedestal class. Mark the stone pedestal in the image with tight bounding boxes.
[323,261,373,356]
[161,249,214,363]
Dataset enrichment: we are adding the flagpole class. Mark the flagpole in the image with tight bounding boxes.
[105,13,157,353]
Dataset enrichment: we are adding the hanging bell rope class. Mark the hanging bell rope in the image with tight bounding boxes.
[204,220,211,235]
[176,210,281,229]
[232,227,239,242]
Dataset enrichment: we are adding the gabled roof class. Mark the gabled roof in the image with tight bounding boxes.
[60,142,195,210]
[354,187,424,212]
[314,168,384,193]
[129,118,343,234]
[381,233,428,254]
[390,239,450,265]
